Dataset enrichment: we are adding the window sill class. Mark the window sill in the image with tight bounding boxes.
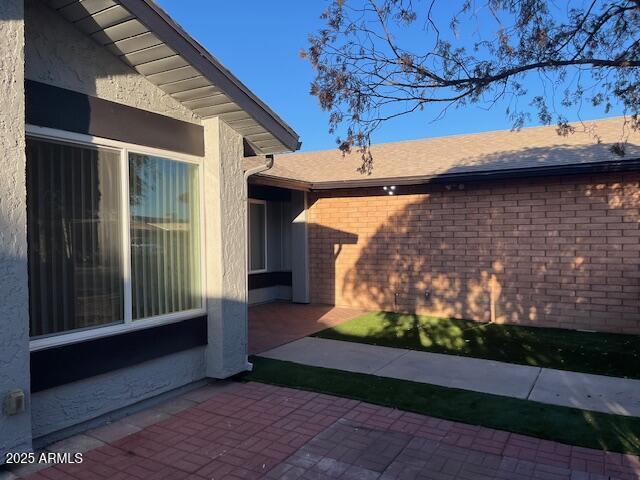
[29,308,207,352]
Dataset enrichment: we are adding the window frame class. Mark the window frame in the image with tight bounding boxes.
[248,198,268,274]
[27,125,207,352]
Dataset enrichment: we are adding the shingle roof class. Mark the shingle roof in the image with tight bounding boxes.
[256,117,640,189]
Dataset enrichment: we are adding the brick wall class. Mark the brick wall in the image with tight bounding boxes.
[307,172,640,334]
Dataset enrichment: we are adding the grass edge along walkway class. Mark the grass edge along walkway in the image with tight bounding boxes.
[311,311,640,379]
[243,356,640,456]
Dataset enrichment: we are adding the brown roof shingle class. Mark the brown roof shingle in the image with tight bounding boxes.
[257,117,640,189]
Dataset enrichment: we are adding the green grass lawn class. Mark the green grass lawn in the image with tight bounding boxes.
[312,312,640,379]
[244,357,640,455]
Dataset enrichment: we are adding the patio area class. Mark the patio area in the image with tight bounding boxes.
[248,302,364,354]
[6,380,640,480]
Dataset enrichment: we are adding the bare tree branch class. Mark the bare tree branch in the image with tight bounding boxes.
[304,0,640,172]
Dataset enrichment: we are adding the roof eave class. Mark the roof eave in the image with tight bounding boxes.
[256,157,640,191]
[118,0,300,153]
[249,174,311,191]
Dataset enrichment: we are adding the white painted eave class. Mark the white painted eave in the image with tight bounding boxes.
[46,0,301,155]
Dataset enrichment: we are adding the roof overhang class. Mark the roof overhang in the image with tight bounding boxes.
[46,0,300,155]
[251,157,640,191]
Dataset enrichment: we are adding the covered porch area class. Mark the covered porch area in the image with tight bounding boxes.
[248,302,363,354]
[246,180,364,354]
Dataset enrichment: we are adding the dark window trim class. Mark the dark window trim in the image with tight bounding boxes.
[248,184,292,202]
[248,271,292,290]
[25,80,204,157]
[30,316,207,392]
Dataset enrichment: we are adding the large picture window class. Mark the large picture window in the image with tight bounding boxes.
[26,133,204,347]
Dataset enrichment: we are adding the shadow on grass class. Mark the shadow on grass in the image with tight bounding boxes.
[313,311,640,379]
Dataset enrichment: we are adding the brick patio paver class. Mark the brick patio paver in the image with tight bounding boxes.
[6,382,640,480]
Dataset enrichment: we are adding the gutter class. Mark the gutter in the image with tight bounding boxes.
[251,157,640,192]
[242,155,274,371]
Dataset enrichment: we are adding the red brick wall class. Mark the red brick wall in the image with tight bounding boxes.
[307,172,640,334]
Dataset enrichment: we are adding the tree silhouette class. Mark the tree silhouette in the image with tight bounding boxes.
[304,0,640,171]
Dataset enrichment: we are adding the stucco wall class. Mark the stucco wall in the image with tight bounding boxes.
[31,347,205,439]
[309,172,640,334]
[24,0,200,124]
[0,0,33,459]
[15,0,215,445]
[204,118,249,377]
[3,0,252,446]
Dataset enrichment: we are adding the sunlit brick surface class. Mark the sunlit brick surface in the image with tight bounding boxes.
[307,172,640,334]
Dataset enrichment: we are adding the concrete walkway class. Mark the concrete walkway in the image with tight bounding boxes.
[258,337,640,417]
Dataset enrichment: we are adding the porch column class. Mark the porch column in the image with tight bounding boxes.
[0,0,33,459]
[291,190,310,303]
[203,117,250,378]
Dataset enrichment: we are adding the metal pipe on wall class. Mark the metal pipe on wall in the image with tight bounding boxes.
[242,154,274,371]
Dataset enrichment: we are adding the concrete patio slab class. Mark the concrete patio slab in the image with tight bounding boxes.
[152,397,199,415]
[259,337,408,374]
[376,349,541,399]
[46,433,105,454]
[180,379,238,403]
[122,408,172,429]
[85,421,142,444]
[529,369,640,416]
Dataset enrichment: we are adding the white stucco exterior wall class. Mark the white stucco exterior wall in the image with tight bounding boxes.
[24,0,200,124]
[14,0,212,445]
[0,0,254,449]
[203,118,250,377]
[31,348,206,440]
[0,0,33,460]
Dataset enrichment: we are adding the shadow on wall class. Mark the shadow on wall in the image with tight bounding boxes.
[307,224,358,309]
[308,143,640,334]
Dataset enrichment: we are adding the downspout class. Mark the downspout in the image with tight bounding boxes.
[242,154,274,371]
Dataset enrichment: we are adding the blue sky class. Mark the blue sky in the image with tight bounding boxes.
[156,0,624,152]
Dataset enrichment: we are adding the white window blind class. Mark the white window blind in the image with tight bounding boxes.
[129,153,202,320]
[26,135,204,344]
[26,138,124,338]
